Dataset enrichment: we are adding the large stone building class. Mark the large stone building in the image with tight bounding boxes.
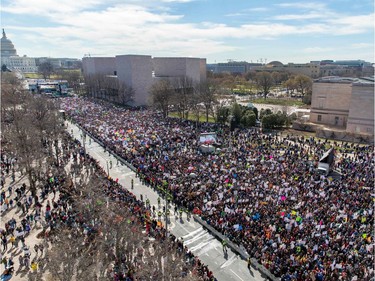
[1,29,37,72]
[82,55,206,106]
[309,76,374,136]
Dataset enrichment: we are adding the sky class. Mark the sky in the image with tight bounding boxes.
[1,0,374,64]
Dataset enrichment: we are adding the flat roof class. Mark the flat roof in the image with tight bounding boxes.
[314,76,374,84]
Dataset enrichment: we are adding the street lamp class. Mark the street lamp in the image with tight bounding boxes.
[82,130,86,157]
[106,161,110,177]
[165,191,168,233]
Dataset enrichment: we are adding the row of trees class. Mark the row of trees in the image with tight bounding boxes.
[1,72,64,199]
[84,74,134,105]
[208,70,313,100]
[2,72,205,281]
[215,103,297,130]
[150,77,218,122]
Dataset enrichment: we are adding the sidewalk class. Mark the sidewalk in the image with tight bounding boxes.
[0,170,52,281]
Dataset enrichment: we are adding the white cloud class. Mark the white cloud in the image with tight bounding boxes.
[3,0,374,60]
[273,12,333,20]
[350,43,374,49]
[277,2,327,10]
[246,7,269,12]
[327,13,375,34]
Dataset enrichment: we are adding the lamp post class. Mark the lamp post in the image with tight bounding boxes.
[106,160,109,177]
[82,130,86,157]
[165,191,168,233]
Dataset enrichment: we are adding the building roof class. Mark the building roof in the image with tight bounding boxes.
[267,61,284,66]
[1,29,17,58]
[314,76,375,85]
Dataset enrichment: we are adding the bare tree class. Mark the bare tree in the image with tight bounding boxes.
[195,80,218,123]
[150,79,175,118]
[84,74,133,105]
[172,76,194,119]
[255,72,274,99]
[38,61,54,79]
[1,73,64,199]
[118,81,134,105]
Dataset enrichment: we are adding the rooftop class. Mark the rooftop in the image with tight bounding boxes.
[314,76,375,84]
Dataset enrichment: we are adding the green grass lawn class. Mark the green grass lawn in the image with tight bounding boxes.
[169,112,216,123]
[244,98,305,107]
[24,73,43,79]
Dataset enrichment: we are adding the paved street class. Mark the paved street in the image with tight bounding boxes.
[67,122,267,281]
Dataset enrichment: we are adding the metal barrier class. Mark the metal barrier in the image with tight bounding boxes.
[73,122,137,173]
[193,216,280,281]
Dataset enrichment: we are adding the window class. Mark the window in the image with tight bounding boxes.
[318,98,325,109]
[317,115,322,122]
[334,116,339,125]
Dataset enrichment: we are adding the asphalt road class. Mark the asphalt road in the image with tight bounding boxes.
[67,121,267,281]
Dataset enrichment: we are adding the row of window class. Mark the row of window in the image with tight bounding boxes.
[317,115,340,125]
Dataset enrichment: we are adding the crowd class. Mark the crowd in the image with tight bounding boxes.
[1,131,215,280]
[60,97,374,281]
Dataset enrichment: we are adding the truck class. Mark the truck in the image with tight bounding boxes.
[317,147,335,176]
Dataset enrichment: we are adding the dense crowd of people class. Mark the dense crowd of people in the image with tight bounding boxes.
[60,97,374,281]
[1,131,215,280]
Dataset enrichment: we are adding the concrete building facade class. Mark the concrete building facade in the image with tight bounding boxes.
[309,76,374,136]
[82,57,116,76]
[346,83,374,135]
[82,55,206,106]
[116,55,153,106]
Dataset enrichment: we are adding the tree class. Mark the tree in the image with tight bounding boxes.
[231,102,242,127]
[1,64,8,72]
[172,76,194,119]
[241,111,256,128]
[38,61,54,79]
[118,81,134,105]
[259,108,272,120]
[1,73,63,199]
[255,72,274,99]
[262,112,287,129]
[283,78,297,96]
[150,79,174,118]
[216,104,230,124]
[294,74,312,96]
[55,69,82,95]
[195,80,218,122]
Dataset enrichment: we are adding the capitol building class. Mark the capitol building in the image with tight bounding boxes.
[1,29,38,72]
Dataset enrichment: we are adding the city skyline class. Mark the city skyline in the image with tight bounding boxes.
[2,0,374,64]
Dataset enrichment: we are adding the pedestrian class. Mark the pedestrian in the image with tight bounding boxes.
[34,244,39,255]
[18,255,24,270]
[9,235,15,249]
[38,244,44,256]
[1,236,7,252]
[30,260,38,272]
[247,257,251,270]
[222,240,228,253]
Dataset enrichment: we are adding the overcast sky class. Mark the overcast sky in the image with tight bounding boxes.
[2,0,374,64]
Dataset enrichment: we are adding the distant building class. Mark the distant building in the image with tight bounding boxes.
[82,55,206,106]
[318,60,374,77]
[309,76,374,136]
[208,59,373,79]
[207,61,262,74]
[261,61,320,78]
[1,29,37,72]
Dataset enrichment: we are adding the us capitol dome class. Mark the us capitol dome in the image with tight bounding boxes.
[1,28,37,72]
[1,29,17,58]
